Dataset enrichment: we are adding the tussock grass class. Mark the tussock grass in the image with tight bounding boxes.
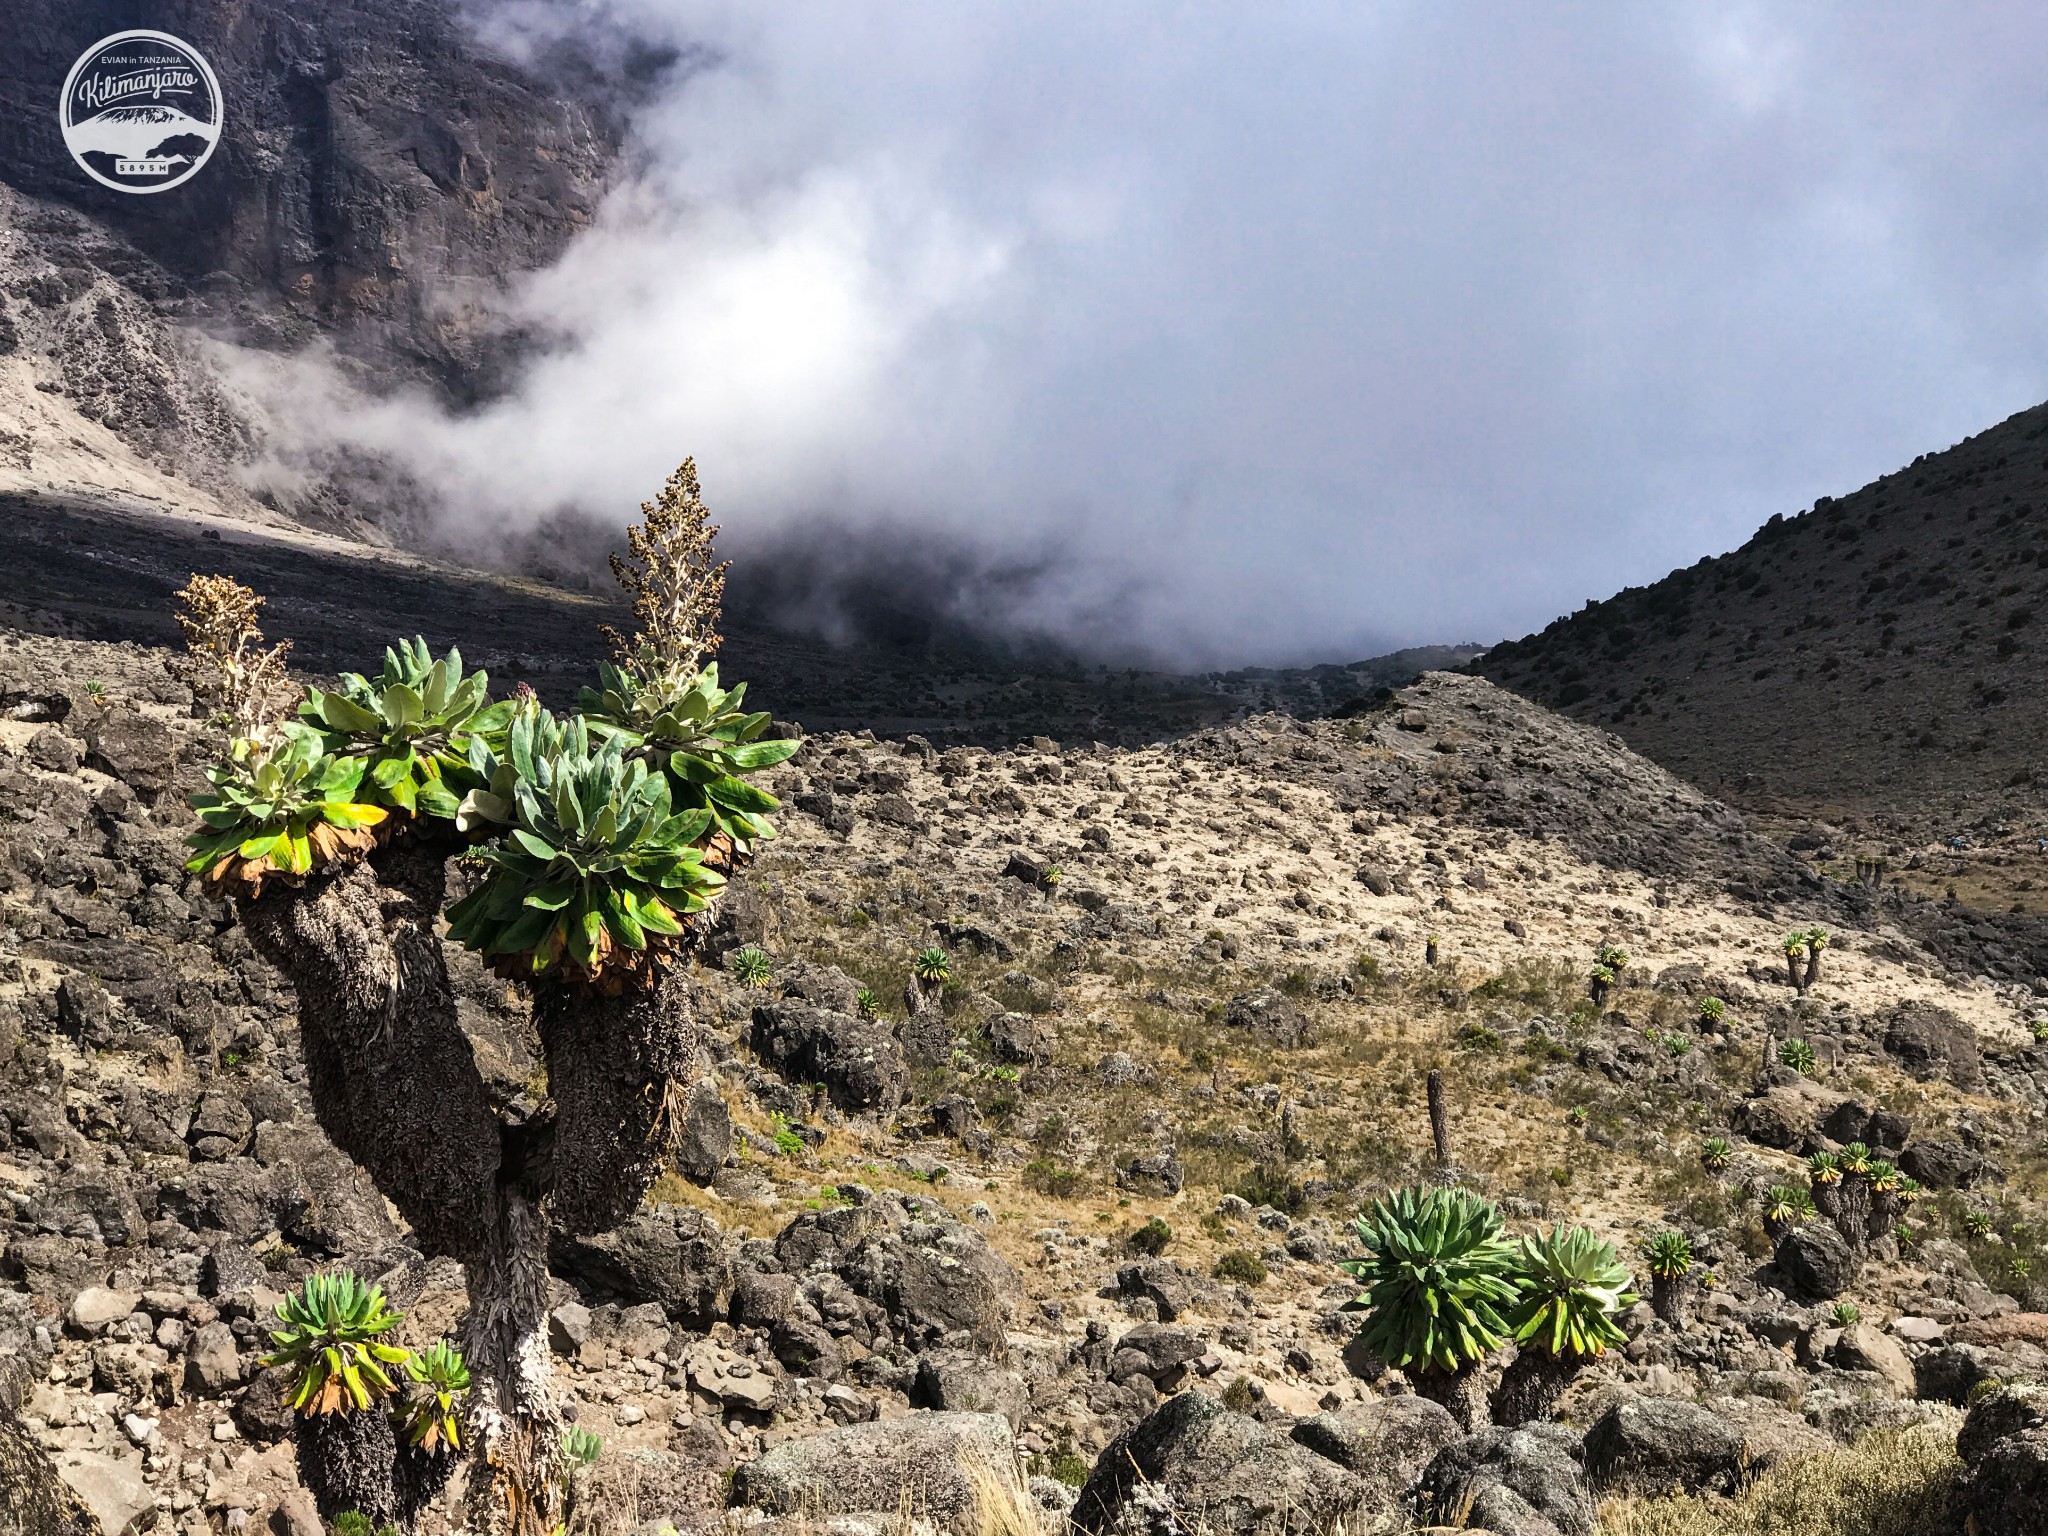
[1597,1424,1962,1536]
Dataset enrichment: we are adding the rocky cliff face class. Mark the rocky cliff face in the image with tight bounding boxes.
[0,0,621,395]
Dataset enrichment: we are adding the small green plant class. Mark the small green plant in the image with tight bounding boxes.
[2011,1255,2033,1283]
[1963,1209,1994,1238]
[1762,1185,1807,1234]
[1783,931,1810,989]
[731,946,773,988]
[401,1340,469,1452]
[562,1424,604,1468]
[1665,1034,1692,1059]
[913,946,952,984]
[1041,863,1062,889]
[1829,1301,1862,1327]
[1698,996,1726,1025]
[1126,1216,1173,1256]
[259,1272,409,1416]
[768,1112,804,1158]
[1459,1020,1504,1051]
[1022,1158,1083,1198]
[1807,1151,1843,1187]
[82,680,107,703]
[1643,1229,1694,1280]
[1699,1137,1732,1174]
[1779,1037,1817,1074]
[2033,1017,2048,1043]
[855,987,882,1019]
[1838,1141,1872,1177]
[1588,964,1615,1001]
[330,1515,398,1536]
[1566,1105,1588,1128]
[1596,943,1629,973]
[1214,1249,1268,1285]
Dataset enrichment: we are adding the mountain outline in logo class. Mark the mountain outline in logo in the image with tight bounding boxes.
[60,30,224,195]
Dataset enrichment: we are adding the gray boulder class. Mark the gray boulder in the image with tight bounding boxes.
[0,1417,99,1536]
[1952,1381,2048,1535]
[1291,1395,1460,1509]
[1773,1221,1858,1300]
[913,1351,1028,1429]
[1582,1397,1748,1497]
[732,1411,1017,1536]
[751,1001,909,1113]
[1419,1423,1592,1536]
[1899,1139,1988,1190]
[1223,989,1314,1048]
[1884,1002,1983,1091]
[83,709,176,798]
[1073,1392,1376,1536]
[1109,1324,1208,1391]
[549,1205,734,1327]
[1117,1260,1196,1322]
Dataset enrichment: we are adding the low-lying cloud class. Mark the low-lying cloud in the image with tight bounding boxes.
[247,2,2048,666]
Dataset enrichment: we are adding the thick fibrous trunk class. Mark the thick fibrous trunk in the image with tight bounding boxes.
[1410,1362,1491,1431]
[244,838,703,1534]
[397,1440,461,1526]
[296,1411,400,1525]
[1650,1275,1692,1329]
[1490,1350,1581,1428]
[534,965,697,1234]
[241,840,501,1260]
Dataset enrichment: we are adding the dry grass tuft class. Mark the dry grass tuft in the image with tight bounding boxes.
[1597,1422,1962,1536]
[964,1447,1042,1536]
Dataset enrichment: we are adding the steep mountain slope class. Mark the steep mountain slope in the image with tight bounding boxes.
[1477,400,2048,848]
[0,0,619,394]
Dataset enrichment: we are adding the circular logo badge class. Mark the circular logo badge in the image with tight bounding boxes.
[60,30,223,195]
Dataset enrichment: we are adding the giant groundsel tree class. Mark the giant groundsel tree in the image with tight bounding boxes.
[178,461,796,1532]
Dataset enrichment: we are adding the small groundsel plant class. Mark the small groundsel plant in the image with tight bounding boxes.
[731,946,773,988]
[261,1272,409,1415]
[1780,1037,1817,1074]
[562,1424,604,1468]
[402,1340,469,1452]
[1698,995,1726,1025]
[914,946,952,985]
[1830,1301,1862,1327]
[855,987,882,1019]
[1566,1105,1588,1128]
[1700,1137,1732,1174]
[1644,1229,1694,1280]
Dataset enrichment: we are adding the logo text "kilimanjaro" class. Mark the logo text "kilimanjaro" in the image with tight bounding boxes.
[76,68,198,111]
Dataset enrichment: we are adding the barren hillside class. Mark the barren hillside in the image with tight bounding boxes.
[1478,400,2048,859]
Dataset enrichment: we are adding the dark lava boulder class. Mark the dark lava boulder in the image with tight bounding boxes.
[549,1205,734,1327]
[1582,1397,1750,1497]
[1419,1423,1593,1536]
[1883,1001,1983,1091]
[1952,1381,2048,1535]
[1291,1396,1460,1510]
[1073,1392,1376,1536]
[750,1000,909,1113]
[1773,1220,1858,1300]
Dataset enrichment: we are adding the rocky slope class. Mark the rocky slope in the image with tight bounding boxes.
[6,594,2048,1532]
[1477,400,2048,862]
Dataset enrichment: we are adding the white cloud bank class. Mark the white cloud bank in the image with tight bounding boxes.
[257,1,2048,665]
